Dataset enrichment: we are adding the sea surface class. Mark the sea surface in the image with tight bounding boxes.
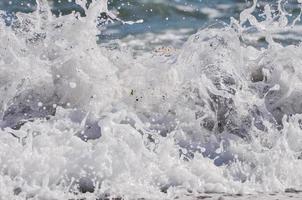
[1,0,302,199]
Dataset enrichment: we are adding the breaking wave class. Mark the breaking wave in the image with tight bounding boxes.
[1,0,302,199]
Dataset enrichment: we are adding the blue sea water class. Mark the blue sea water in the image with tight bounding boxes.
[1,0,301,44]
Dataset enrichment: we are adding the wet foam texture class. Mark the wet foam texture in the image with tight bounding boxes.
[1,0,302,199]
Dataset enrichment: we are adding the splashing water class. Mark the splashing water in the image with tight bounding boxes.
[1,0,302,199]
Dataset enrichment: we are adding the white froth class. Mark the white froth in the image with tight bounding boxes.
[1,0,302,199]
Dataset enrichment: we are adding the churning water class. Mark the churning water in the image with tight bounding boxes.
[1,0,302,199]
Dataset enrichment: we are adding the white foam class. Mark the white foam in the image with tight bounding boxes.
[1,0,302,199]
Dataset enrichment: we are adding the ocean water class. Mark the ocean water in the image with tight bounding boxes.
[1,0,302,199]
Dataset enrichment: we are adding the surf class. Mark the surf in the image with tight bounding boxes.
[0,0,302,199]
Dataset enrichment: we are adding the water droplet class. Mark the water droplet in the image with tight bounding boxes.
[69,82,77,89]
